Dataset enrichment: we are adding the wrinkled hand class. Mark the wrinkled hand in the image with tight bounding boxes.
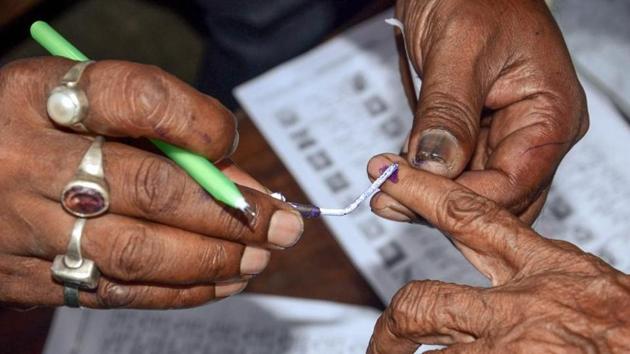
[373,0,588,224]
[0,58,303,309]
[366,155,630,353]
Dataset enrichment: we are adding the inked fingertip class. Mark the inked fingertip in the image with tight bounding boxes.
[412,129,464,177]
[367,155,394,179]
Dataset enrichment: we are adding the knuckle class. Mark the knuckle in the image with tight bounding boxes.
[198,243,229,280]
[437,188,499,233]
[168,290,191,309]
[123,64,168,118]
[222,213,248,242]
[96,280,136,308]
[534,91,587,146]
[132,157,186,217]
[209,203,250,242]
[438,8,495,46]
[0,258,38,305]
[109,224,162,280]
[170,289,213,309]
[388,281,440,336]
[0,59,36,93]
[534,111,575,147]
[0,58,58,107]
[575,252,614,274]
[117,63,185,136]
[529,245,611,278]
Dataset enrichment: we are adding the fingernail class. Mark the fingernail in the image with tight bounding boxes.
[388,202,432,225]
[372,193,428,224]
[268,210,303,248]
[414,129,457,175]
[240,246,271,275]
[228,130,240,157]
[215,281,247,297]
[367,156,394,179]
[375,206,412,222]
[389,203,417,220]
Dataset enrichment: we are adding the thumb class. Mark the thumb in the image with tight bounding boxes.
[405,36,489,178]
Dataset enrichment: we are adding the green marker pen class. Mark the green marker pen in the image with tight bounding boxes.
[30,21,255,220]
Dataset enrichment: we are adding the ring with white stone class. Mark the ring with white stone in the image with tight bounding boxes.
[46,60,94,132]
[61,136,110,218]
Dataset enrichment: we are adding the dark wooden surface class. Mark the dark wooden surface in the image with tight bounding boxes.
[0,117,382,354]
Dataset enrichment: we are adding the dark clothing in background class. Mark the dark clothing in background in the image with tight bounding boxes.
[194,0,370,108]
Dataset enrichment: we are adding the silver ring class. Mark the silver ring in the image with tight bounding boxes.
[51,218,101,291]
[63,284,80,308]
[61,136,110,218]
[47,60,94,132]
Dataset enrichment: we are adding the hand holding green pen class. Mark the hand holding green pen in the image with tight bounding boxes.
[30,21,255,219]
[0,21,306,309]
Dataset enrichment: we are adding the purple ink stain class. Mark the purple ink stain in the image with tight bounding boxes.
[306,207,321,218]
[289,202,321,218]
[379,165,399,183]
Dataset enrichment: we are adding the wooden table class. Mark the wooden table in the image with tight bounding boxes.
[0,117,383,354]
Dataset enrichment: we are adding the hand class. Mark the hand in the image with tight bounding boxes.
[0,58,303,309]
[366,155,630,353]
[373,0,589,224]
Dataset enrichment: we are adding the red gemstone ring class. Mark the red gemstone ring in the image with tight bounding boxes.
[61,136,110,218]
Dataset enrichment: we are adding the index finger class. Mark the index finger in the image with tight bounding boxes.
[367,154,551,285]
[27,57,238,161]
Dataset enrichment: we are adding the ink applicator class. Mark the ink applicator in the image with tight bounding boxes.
[272,163,399,218]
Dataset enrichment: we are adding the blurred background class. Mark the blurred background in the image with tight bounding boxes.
[0,0,390,108]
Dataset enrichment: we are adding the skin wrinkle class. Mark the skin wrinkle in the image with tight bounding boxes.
[215,203,250,243]
[367,159,629,352]
[385,0,587,232]
[94,63,131,135]
[549,323,600,354]
[132,156,187,217]
[489,108,566,153]
[79,60,238,161]
[0,51,287,305]
[415,90,480,149]
[440,189,497,232]
[446,233,514,285]
[111,224,161,281]
[389,282,420,337]
[198,240,228,281]
[482,123,562,211]
[124,66,170,133]
[4,196,41,256]
[97,279,134,308]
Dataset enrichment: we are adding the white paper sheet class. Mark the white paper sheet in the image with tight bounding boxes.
[235,11,630,302]
[43,294,443,354]
[43,295,376,354]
